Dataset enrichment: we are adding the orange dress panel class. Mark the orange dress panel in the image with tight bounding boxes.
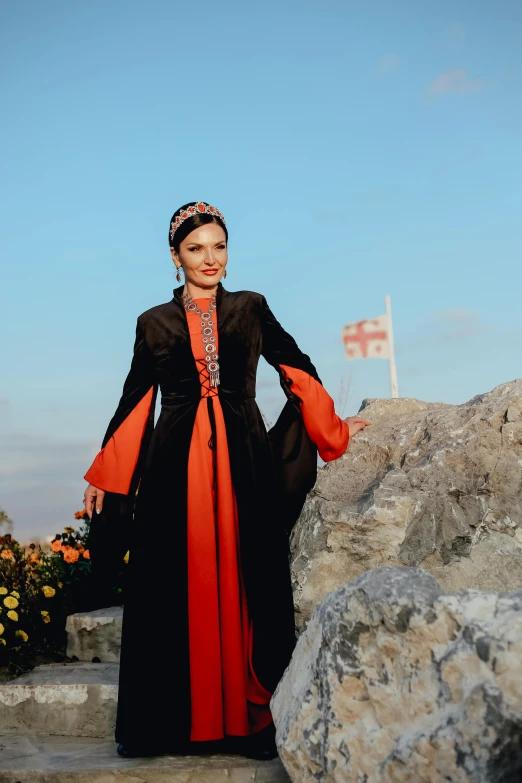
[185,300,272,741]
[279,365,349,461]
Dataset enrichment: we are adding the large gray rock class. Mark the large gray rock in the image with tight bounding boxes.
[271,567,522,783]
[291,380,522,630]
[0,663,118,738]
[0,734,291,783]
[66,607,123,662]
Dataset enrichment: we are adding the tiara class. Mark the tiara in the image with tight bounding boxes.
[169,201,226,241]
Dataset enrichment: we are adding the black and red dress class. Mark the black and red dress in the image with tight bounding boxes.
[85,283,348,750]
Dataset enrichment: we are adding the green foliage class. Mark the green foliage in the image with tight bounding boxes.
[0,509,128,676]
[0,532,70,673]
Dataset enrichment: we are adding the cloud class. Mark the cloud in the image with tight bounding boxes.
[316,208,346,223]
[429,68,482,96]
[447,21,464,44]
[432,308,487,341]
[398,308,488,354]
[401,368,424,378]
[0,431,97,542]
[378,54,399,74]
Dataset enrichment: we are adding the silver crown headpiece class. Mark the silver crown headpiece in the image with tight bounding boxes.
[169,201,226,242]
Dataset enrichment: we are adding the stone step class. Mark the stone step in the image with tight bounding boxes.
[0,734,291,782]
[66,607,123,662]
[0,663,118,738]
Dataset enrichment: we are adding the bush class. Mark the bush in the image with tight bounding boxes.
[0,510,126,677]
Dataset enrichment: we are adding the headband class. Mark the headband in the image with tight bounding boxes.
[169,201,226,242]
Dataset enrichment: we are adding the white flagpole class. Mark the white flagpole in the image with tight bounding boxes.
[385,294,399,398]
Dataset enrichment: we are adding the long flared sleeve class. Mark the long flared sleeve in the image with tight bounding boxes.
[84,315,158,495]
[261,296,348,535]
[278,366,349,461]
[260,296,349,462]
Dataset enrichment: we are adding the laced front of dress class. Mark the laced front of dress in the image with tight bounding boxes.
[196,356,219,399]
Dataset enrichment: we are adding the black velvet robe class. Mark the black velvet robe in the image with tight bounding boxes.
[87,282,320,751]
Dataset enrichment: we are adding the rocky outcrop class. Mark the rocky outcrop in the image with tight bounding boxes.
[271,567,522,783]
[291,380,522,630]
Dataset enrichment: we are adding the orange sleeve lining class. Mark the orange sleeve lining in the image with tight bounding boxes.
[84,386,154,494]
[279,365,349,462]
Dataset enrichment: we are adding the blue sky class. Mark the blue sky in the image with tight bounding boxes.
[1,0,521,539]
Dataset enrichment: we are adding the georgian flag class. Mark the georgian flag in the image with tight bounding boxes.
[341,314,389,360]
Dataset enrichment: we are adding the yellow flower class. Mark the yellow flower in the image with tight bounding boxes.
[42,586,56,598]
[57,582,63,589]
[123,551,130,564]
[7,610,18,622]
[3,596,19,609]
[0,638,5,646]
[63,526,76,534]
[41,610,49,618]
[11,590,20,599]
[0,623,4,635]
[44,615,51,624]
[0,587,7,595]
[15,630,28,642]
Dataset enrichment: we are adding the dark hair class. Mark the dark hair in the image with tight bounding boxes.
[169,201,228,252]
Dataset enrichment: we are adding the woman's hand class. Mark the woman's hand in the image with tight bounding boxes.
[84,484,105,519]
[344,416,371,438]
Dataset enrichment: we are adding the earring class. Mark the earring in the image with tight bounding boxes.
[176,266,183,283]
[223,268,227,279]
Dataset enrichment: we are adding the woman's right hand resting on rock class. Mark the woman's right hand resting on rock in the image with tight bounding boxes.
[344,416,371,438]
[84,484,105,519]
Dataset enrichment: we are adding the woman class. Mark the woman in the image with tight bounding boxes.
[83,201,370,760]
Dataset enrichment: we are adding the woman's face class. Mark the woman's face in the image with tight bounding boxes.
[171,223,228,288]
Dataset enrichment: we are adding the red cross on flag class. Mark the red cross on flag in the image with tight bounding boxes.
[341,314,389,360]
[341,295,399,398]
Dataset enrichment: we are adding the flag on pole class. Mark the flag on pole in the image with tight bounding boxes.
[341,314,389,360]
[341,296,399,398]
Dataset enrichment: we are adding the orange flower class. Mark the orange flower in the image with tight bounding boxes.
[74,510,87,520]
[51,540,62,553]
[28,552,40,563]
[0,550,14,561]
[75,543,85,553]
[63,547,80,564]
[82,549,90,560]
